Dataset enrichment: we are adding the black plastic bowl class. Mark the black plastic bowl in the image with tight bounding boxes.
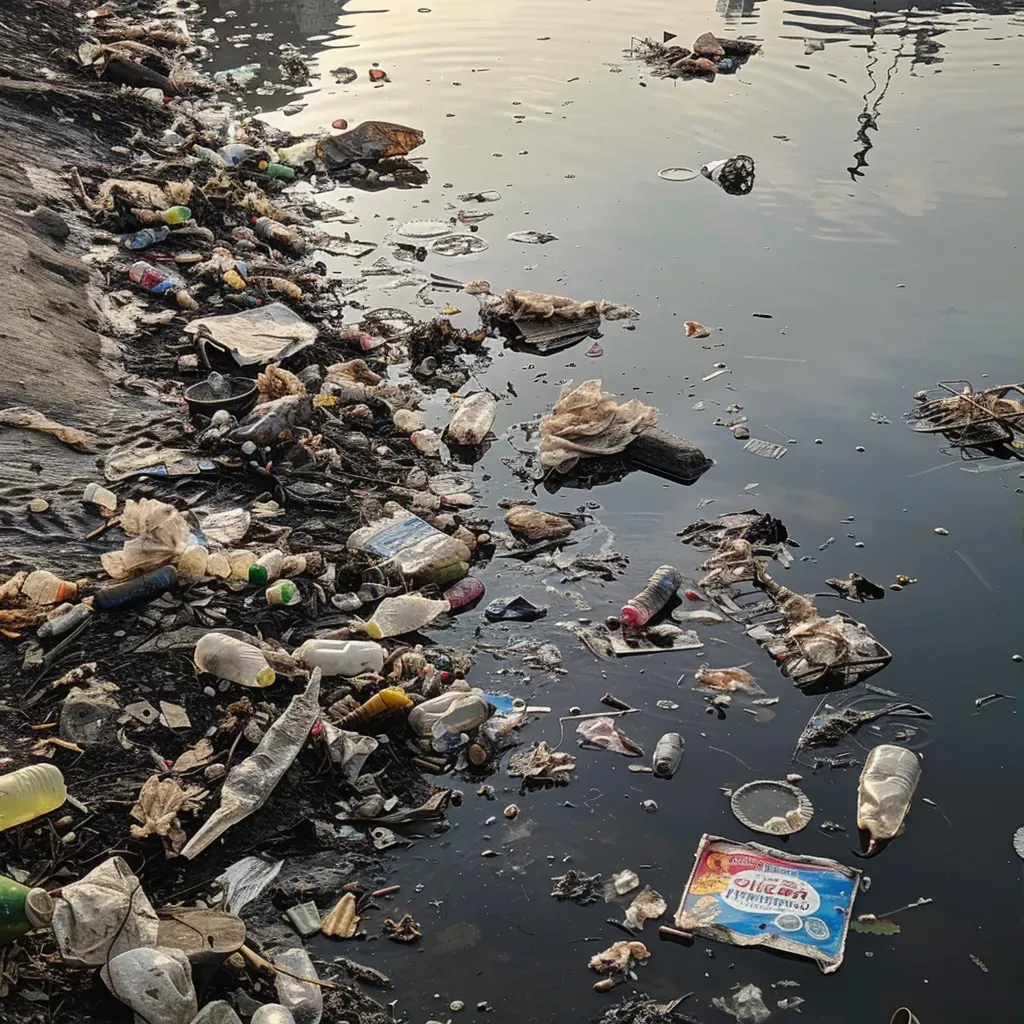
[184,376,259,418]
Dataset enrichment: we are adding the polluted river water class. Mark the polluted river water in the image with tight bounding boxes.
[194,0,1024,1020]
[0,0,1020,1019]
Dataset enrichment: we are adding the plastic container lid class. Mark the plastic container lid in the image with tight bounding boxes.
[730,779,814,835]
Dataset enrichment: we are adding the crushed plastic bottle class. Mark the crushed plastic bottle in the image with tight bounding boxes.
[251,216,307,255]
[37,602,93,639]
[857,744,921,854]
[129,261,197,309]
[295,638,385,677]
[0,764,67,831]
[274,947,322,1024]
[21,570,77,605]
[408,691,492,741]
[364,595,450,638]
[266,579,301,605]
[444,392,497,445]
[443,575,485,610]
[346,503,471,581]
[177,543,210,580]
[123,225,170,250]
[410,428,441,456]
[619,565,682,629]
[194,632,276,688]
[181,673,322,859]
[101,946,197,1024]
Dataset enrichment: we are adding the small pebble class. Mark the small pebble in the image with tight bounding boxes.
[854,541,865,548]
[731,425,750,440]
[477,1002,492,1012]
[934,527,949,535]
[28,498,49,513]
[481,849,498,858]
[814,438,824,444]
[641,800,658,813]
[569,705,582,715]
[1012,654,1022,663]
[889,584,903,592]
[484,816,496,826]
[855,446,866,452]
[450,1001,465,1012]
[503,804,519,819]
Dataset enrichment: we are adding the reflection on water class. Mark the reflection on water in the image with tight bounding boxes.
[202,0,1022,1019]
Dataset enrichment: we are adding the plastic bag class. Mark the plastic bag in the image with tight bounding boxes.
[316,121,425,168]
[101,498,189,580]
[52,856,158,966]
[538,379,659,474]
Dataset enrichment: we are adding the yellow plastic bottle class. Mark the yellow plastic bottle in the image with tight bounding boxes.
[0,764,67,831]
[229,550,257,581]
[177,544,209,581]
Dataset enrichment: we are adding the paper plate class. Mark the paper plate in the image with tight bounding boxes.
[730,779,814,835]
[431,234,489,256]
[395,219,453,238]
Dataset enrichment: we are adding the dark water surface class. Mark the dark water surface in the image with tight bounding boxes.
[204,0,1023,1020]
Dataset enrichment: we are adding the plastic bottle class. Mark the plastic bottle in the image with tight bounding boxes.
[251,216,307,255]
[123,225,170,250]
[0,764,67,831]
[857,745,921,854]
[194,632,276,688]
[192,144,227,166]
[296,639,385,677]
[619,565,683,629]
[258,160,297,181]
[410,428,441,456]
[83,482,117,511]
[228,550,257,581]
[177,543,209,580]
[274,947,322,1024]
[445,392,497,446]
[248,549,283,585]
[267,579,301,606]
[101,946,197,1024]
[252,1008,296,1024]
[336,686,412,728]
[129,260,181,296]
[230,395,312,447]
[408,691,491,742]
[37,602,94,639]
[443,575,484,610]
[207,552,231,578]
[21,570,77,605]
[392,409,425,434]
[364,595,450,639]
[652,733,683,778]
[218,143,263,165]
[95,566,177,612]
[132,205,192,225]
[0,875,54,945]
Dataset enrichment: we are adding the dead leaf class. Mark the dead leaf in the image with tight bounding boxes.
[130,775,206,855]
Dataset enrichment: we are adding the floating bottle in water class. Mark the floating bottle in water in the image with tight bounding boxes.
[619,565,682,629]
[0,764,67,831]
[443,575,484,610]
[857,744,921,855]
[652,732,683,778]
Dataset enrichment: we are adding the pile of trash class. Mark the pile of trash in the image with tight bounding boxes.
[632,31,761,79]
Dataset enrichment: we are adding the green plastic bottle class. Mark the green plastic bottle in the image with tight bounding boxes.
[258,161,296,181]
[161,205,192,225]
[0,876,53,945]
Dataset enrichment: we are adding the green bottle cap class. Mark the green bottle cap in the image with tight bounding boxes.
[248,564,269,585]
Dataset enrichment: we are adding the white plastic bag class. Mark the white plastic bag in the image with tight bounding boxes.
[101,498,190,579]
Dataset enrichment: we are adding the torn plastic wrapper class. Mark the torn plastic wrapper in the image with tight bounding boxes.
[186,303,317,368]
[316,121,425,169]
[674,834,861,973]
[572,624,703,659]
[576,716,643,757]
[214,856,285,915]
[100,498,189,580]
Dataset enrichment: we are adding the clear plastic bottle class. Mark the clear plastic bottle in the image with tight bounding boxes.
[123,225,170,250]
[364,595,450,639]
[218,143,263,165]
[295,639,384,677]
[0,764,67,831]
[83,482,117,511]
[192,144,227,166]
[194,632,276,688]
[251,217,307,255]
[252,1007,296,1024]
[129,260,183,296]
[652,733,683,778]
[619,565,682,629]
[857,745,921,854]
[177,544,209,580]
[273,947,323,1024]
[21,570,77,605]
[408,691,491,742]
[445,392,497,445]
